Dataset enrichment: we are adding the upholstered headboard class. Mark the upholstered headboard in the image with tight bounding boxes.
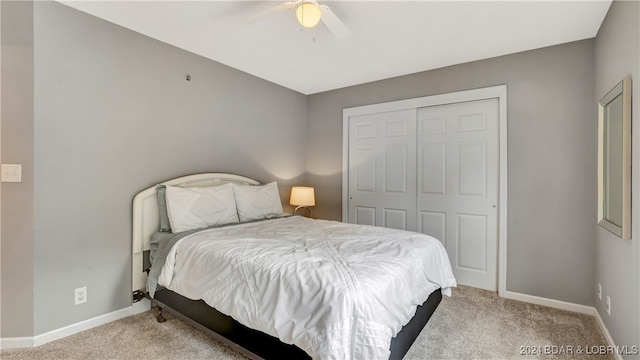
[132,173,260,294]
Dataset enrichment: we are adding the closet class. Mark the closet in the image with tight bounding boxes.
[342,86,506,291]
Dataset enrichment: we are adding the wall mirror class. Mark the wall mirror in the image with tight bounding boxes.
[597,76,632,239]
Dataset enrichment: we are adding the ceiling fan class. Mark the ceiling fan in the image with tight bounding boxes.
[247,1,350,39]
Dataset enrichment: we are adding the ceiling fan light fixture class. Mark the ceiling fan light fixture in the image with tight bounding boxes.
[296,2,322,28]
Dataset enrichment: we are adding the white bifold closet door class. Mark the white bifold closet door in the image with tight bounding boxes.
[347,99,499,291]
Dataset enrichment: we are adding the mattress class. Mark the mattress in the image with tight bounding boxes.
[150,216,456,360]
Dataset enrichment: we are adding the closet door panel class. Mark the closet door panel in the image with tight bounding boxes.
[348,110,417,230]
[419,211,446,246]
[352,147,376,193]
[417,98,499,291]
[420,143,446,195]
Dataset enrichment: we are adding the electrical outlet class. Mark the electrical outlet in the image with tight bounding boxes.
[606,296,611,315]
[598,283,602,300]
[1,164,22,183]
[75,287,87,305]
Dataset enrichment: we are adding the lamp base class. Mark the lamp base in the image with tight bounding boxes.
[293,206,312,218]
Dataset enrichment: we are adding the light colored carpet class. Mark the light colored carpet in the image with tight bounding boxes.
[406,286,612,359]
[1,286,612,360]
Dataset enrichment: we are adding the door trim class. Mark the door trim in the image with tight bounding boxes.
[342,85,508,295]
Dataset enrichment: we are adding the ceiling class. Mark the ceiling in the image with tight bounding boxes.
[58,1,612,95]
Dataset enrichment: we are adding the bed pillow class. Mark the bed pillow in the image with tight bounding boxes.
[233,182,284,222]
[156,185,172,233]
[165,183,239,233]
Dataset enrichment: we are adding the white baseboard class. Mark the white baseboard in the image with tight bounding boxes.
[501,290,622,360]
[501,290,595,315]
[592,308,624,360]
[1,305,137,350]
[0,336,34,350]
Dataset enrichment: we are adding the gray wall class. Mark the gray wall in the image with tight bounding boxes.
[2,1,307,336]
[594,0,640,355]
[1,0,35,338]
[306,40,597,305]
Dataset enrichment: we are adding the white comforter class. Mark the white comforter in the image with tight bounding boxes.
[158,216,456,359]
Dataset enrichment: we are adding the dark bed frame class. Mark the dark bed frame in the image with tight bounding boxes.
[150,286,442,360]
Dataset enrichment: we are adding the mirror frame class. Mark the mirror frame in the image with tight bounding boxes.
[597,76,632,239]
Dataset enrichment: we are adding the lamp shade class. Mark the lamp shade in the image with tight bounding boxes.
[289,186,316,207]
[295,2,322,28]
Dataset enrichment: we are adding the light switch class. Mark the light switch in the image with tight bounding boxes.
[1,164,22,183]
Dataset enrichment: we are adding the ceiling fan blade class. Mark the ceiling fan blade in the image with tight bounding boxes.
[319,4,350,39]
[245,1,298,23]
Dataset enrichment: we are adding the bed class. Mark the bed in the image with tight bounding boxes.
[132,173,456,360]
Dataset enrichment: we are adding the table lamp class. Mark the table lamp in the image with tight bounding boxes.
[290,186,315,217]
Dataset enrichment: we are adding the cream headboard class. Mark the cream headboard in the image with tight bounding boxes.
[132,173,260,293]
